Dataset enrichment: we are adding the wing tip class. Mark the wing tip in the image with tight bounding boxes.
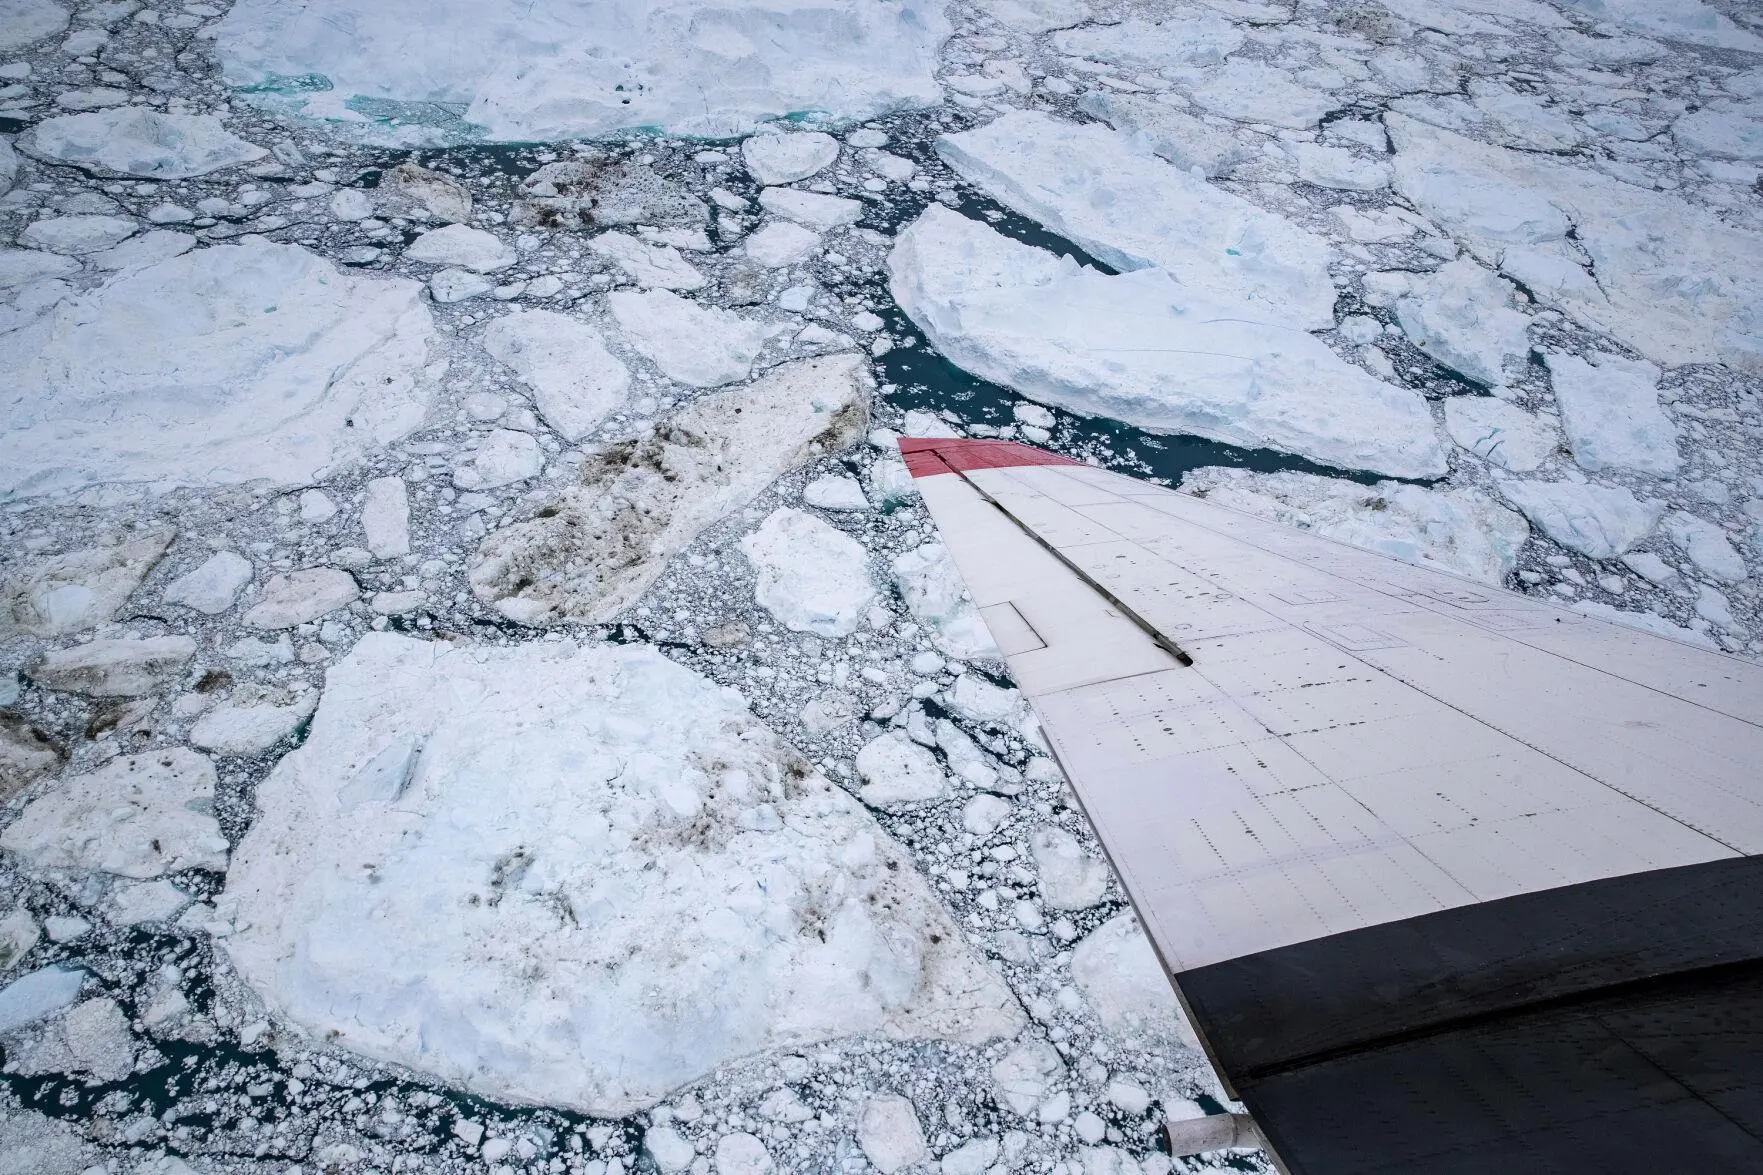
[898,436,1083,479]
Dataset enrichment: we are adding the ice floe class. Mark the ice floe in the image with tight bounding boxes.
[1545,352,1681,477]
[471,355,869,624]
[854,730,947,808]
[889,541,999,661]
[1071,914,1200,1052]
[482,310,631,440]
[741,508,876,638]
[1443,397,1558,473]
[18,108,266,179]
[1,527,173,637]
[242,568,361,629]
[0,240,437,501]
[890,205,1446,478]
[743,131,840,186]
[222,634,1022,1116]
[403,224,517,273]
[937,111,1336,329]
[214,0,952,141]
[0,748,227,879]
[29,636,195,698]
[1499,479,1664,560]
[1184,468,1530,585]
[609,289,766,387]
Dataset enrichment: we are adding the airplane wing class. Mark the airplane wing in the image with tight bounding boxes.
[901,436,1763,1175]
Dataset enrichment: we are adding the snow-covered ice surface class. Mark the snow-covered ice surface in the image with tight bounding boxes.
[0,0,1760,1168]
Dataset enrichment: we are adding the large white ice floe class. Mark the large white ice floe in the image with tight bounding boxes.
[1499,479,1664,560]
[741,508,876,638]
[471,355,869,624]
[481,310,631,441]
[1443,397,1558,473]
[889,206,1446,479]
[0,239,437,502]
[1543,352,1681,477]
[936,111,1337,330]
[18,108,266,179]
[0,748,227,879]
[1394,258,1532,390]
[213,0,952,142]
[1,528,173,637]
[608,289,765,387]
[1183,468,1530,585]
[1388,114,1763,373]
[221,634,1022,1116]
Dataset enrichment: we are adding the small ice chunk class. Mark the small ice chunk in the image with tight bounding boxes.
[299,488,338,523]
[18,214,137,255]
[1071,912,1201,1050]
[103,878,191,925]
[646,1127,695,1172]
[962,794,1010,835]
[361,477,411,559]
[243,568,360,628]
[992,1040,1065,1116]
[4,997,136,1083]
[1287,142,1392,191]
[590,231,707,290]
[483,310,631,440]
[0,967,85,1036]
[743,131,840,185]
[890,542,998,660]
[455,428,544,490]
[1184,59,1335,129]
[941,1137,1000,1175]
[856,1095,928,1174]
[1500,480,1663,560]
[855,731,947,808]
[18,108,265,178]
[757,186,863,230]
[190,692,318,756]
[429,268,491,302]
[1545,352,1680,477]
[1663,511,1747,584]
[383,162,472,222]
[1444,398,1557,472]
[609,289,765,387]
[741,508,876,637]
[745,220,821,268]
[0,748,226,878]
[803,474,869,511]
[1029,826,1108,910]
[404,224,516,273]
[714,1132,774,1175]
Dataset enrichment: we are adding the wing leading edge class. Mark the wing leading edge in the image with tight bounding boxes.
[902,436,1763,1174]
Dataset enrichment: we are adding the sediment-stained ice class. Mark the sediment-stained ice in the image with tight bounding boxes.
[222,634,1022,1116]
[936,111,1337,330]
[214,0,952,142]
[19,109,266,179]
[0,240,437,501]
[889,205,1445,479]
[471,355,869,625]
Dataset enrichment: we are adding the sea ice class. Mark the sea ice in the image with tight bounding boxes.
[889,541,999,661]
[471,355,869,624]
[1183,59,1336,130]
[854,731,947,808]
[937,111,1337,330]
[590,233,707,290]
[1499,479,1664,560]
[803,474,869,511]
[1675,107,1763,164]
[242,568,360,629]
[856,1095,928,1174]
[0,240,437,501]
[1554,0,1763,52]
[0,715,63,804]
[361,477,411,559]
[1183,468,1530,585]
[161,551,252,616]
[1028,826,1108,911]
[1443,397,1557,472]
[1074,92,1251,179]
[741,509,875,638]
[1545,352,1681,477]
[221,634,1022,1116]
[0,748,227,879]
[0,250,78,291]
[745,220,822,268]
[890,206,1446,479]
[17,214,136,255]
[2,997,136,1083]
[743,131,840,186]
[1070,914,1200,1051]
[214,0,952,141]
[992,1040,1065,1116]
[29,636,195,698]
[1286,142,1392,192]
[403,224,517,273]
[608,289,765,387]
[1051,14,1243,69]
[0,528,173,637]
[756,187,865,231]
[0,0,68,51]
[1663,511,1748,584]
[189,693,318,756]
[974,0,1088,33]
[455,429,545,490]
[19,108,265,179]
[1389,114,1763,372]
[482,310,631,440]
[1395,258,1532,389]
[0,968,84,1036]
